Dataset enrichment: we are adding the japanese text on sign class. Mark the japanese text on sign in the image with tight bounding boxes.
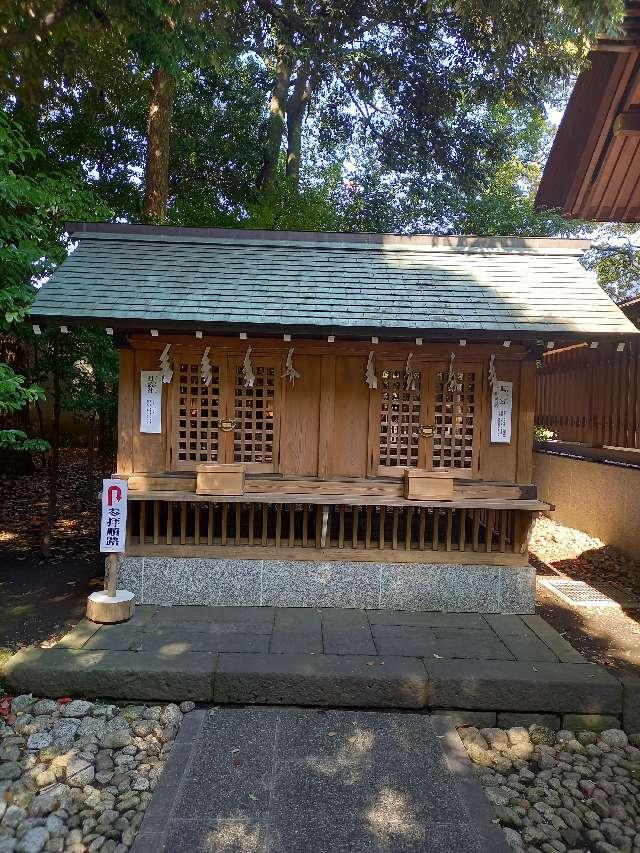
[100,478,128,553]
[140,370,162,433]
[491,380,513,444]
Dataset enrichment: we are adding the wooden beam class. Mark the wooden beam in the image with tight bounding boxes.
[613,111,640,136]
[125,489,551,511]
[126,542,529,566]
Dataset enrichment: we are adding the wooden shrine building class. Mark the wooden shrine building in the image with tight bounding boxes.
[30,223,637,612]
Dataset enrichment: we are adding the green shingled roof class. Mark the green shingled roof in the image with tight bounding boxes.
[30,223,638,340]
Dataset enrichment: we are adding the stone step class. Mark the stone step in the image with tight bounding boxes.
[3,646,633,729]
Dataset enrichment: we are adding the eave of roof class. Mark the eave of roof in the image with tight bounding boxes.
[536,45,640,221]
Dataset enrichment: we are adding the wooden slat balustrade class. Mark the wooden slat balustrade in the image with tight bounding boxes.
[125,498,534,565]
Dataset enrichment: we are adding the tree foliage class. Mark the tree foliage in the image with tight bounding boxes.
[0,0,626,221]
[0,109,112,450]
[582,233,640,302]
[0,0,630,465]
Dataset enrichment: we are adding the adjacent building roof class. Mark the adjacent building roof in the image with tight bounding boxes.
[30,222,638,340]
[620,293,640,326]
[536,3,640,222]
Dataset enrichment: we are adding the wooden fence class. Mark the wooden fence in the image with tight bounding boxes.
[536,340,640,448]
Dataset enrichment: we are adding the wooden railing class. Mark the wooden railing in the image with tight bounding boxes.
[125,498,532,564]
[536,340,640,448]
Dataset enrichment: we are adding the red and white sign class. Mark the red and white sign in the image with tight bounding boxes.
[100,478,128,553]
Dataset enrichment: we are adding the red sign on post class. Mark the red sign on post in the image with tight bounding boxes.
[100,478,128,553]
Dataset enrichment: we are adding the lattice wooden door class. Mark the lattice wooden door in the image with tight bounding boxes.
[427,362,480,475]
[170,353,282,472]
[370,362,428,475]
[170,356,229,471]
[229,355,282,472]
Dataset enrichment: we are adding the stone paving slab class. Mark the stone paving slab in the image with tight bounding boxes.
[132,708,510,853]
[2,606,633,722]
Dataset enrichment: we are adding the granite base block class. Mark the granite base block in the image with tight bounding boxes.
[117,556,143,601]
[498,565,536,613]
[379,563,502,612]
[118,556,535,613]
[262,560,380,608]
[143,558,262,606]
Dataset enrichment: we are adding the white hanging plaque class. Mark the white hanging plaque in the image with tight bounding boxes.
[140,370,162,433]
[100,478,128,553]
[491,380,513,444]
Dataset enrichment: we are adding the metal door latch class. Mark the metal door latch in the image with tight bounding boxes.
[420,425,435,437]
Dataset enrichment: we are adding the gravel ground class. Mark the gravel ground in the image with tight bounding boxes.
[530,517,640,601]
[460,722,640,853]
[0,694,195,853]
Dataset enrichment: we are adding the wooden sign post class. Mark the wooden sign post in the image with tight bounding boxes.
[86,479,135,623]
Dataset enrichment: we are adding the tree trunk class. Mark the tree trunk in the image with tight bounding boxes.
[86,416,95,500]
[96,378,107,478]
[258,48,291,191]
[41,336,61,558]
[286,62,313,187]
[144,66,174,220]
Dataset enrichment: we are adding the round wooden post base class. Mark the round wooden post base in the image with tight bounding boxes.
[86,590,135,624]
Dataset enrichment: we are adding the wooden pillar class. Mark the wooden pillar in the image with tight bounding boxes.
[516,359,536,484]
[117,349,134,474]
[105,553,118,596]
[317,354,336,479]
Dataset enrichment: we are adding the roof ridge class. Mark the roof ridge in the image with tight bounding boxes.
[65,221,591,256]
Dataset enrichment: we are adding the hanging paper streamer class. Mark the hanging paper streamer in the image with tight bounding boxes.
[404,352,416,392]
[242,346,255,389]
[200,347,212,386]
[488,353,497,388]
[446,351,457,393]
[365,350,378,390]
[282,347,300,386]
[159,344,173,384]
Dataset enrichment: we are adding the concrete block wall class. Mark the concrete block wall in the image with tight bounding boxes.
[534,451,640,559]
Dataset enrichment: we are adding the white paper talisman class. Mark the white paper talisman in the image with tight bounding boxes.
[140,370,162,433]
[491,380,513,444]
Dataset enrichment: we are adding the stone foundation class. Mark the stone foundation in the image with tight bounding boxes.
[118,557,535,613]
